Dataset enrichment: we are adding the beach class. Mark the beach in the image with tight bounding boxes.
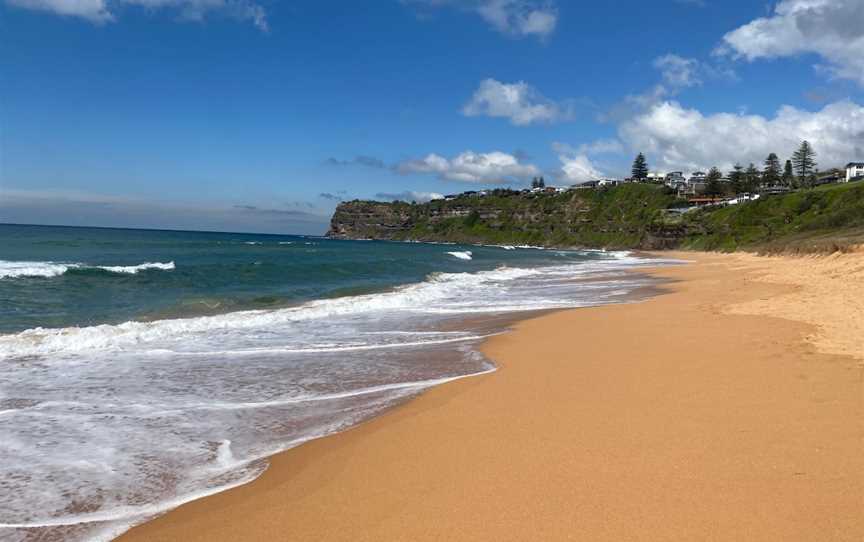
[119,250,864,541]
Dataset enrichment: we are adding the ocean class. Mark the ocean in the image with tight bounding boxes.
[0,224,673,541]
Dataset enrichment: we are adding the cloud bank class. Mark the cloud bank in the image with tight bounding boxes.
[618,99,864,173]
[1,189,328,234]
[719,0,864,86]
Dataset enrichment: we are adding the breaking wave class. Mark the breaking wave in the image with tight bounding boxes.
[0,260,175,279]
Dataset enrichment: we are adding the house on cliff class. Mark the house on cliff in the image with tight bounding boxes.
[846,162,864,182]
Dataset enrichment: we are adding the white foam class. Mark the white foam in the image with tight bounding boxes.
[0,260,175,279]
[95,262,175,274]
[0,365,495,532]
[0,258,674,360]
[143,333,491,357]
[0,260,72,278]
[447,250,473,260]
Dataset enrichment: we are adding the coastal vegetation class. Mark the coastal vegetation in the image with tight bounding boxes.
[680,181,864,253]
[328,180,864,254]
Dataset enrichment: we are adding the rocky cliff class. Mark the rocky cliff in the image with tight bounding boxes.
[327,180,864,253]
[327,184,689,250]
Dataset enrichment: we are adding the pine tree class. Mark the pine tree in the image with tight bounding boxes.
[705,167,723,196]
[631,153,648,180]
[530,176,546,189]
[728,163,744,194]
[782,159,794,187]
[763,153,781,186]
[791,140,817,186]
[744,163,760,193]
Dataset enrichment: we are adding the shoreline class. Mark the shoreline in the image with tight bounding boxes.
[119,251,864,541]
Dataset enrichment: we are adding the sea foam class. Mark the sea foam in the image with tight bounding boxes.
[0,260,175,279]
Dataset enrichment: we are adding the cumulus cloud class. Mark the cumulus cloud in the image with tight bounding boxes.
[462,78,573,126]
[396,150,539,183]
[618,99,864,173]
[404,0,557,39]
[323,155,386,169]
[719,0,864,86]
[5,0,268,30]
[374,191,444,203]
[551,142,608,182]
[557,154,603,183]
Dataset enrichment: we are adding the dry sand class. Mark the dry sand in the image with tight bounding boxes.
[119,251,864,541]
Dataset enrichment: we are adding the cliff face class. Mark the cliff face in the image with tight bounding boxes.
[327,184,688,249]
[327,201,414,240]
[327,181,864,253]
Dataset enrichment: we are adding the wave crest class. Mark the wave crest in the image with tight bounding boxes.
[0,260,175,279]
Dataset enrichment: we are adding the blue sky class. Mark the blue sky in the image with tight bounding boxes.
[2,0,863,234]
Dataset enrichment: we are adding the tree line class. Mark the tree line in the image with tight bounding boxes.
[630,141,823,196]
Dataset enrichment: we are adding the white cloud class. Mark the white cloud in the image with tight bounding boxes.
[375,191,444,203]
[396,150,540,183]
[606,55,734,123]
[5,0,268,30]
[719,0,864,86]
[462,78,572,126]
[6,0,112,21]
[653,54,702,88]
[475,0,556,37]
[405,0,557,39]
[618,99,864,173]
[551,141,609,182]
[558,154,602,183]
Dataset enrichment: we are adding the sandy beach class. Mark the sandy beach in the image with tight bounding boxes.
[119,251,864,541]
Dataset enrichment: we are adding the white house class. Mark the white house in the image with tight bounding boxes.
[846,162,864,182]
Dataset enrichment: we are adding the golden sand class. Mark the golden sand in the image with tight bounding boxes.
[119,252,864,541]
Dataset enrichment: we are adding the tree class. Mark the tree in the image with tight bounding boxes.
[744,163,761,193]
[705,167,724,196]
[728,163,744,193]
[782,159,794,187]
[763,153,781,186]
[791,140,817,186]
[631,153,648,180]
[530,176,546,189]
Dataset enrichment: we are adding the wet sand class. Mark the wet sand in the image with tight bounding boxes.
[119,251,864,541]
